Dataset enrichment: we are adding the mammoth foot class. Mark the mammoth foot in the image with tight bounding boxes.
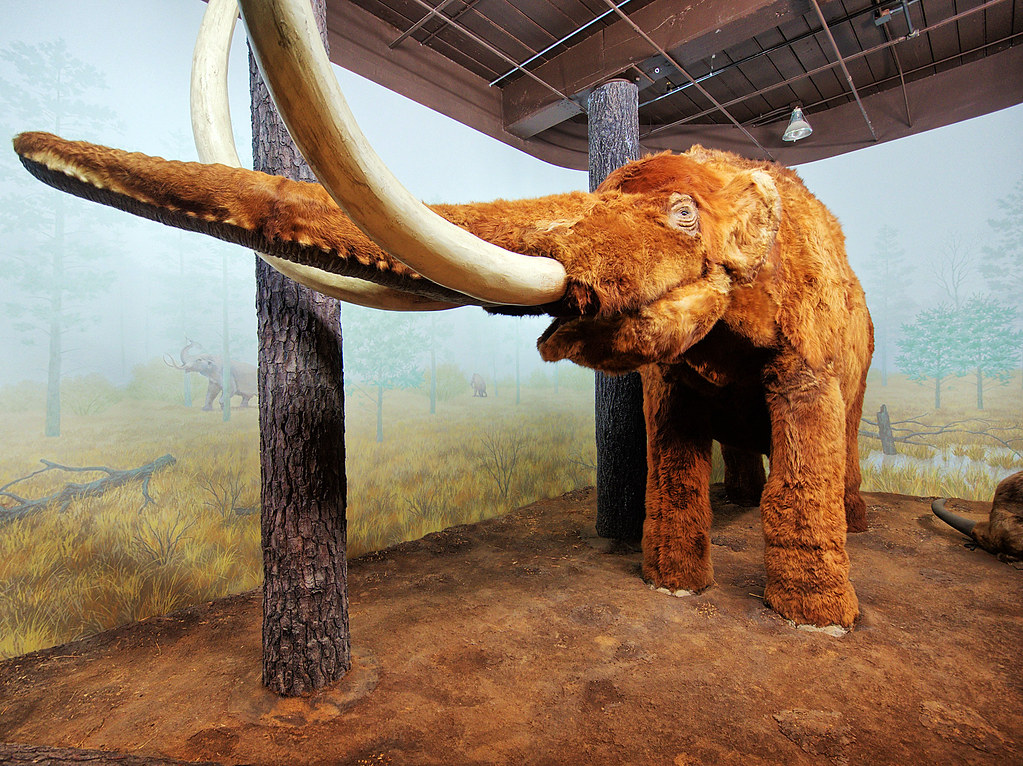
[645,580,708,598]
[641,557,714,597]
[764,581,859,631]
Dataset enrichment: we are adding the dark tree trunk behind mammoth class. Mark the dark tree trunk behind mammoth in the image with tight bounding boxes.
[249,0,350,696]
[588,79,648,542]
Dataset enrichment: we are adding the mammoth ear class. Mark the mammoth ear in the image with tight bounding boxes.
[715,170,781,285]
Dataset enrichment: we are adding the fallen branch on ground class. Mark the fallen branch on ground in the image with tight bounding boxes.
[0,454,176,523]
[0,742,220,765]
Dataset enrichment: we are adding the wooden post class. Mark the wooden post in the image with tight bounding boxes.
[249,0,351,696]
[588,79,647,541]
[877,404,897,455]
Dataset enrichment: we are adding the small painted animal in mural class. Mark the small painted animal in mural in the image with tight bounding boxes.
[933,470,1023,559]
[471,373,487,398]
[164,340,257,411]
[12,0,874,630]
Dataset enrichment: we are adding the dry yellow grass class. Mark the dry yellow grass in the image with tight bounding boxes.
[858,371,1023,500]
[0,380,597,658]
[1,366,1020,658]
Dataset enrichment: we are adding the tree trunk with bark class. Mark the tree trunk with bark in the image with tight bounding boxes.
[249,0,350,697]
[588,79,647,541]
[45,197,65,437]
[877,404,897,455]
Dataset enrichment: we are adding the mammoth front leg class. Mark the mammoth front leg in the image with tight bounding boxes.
[202,380,223,411]
[760,361,858,629]
[640,370,715,594]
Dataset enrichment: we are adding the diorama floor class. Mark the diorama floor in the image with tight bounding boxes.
[1,486,1020,765]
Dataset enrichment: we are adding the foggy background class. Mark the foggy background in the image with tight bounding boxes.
[1,0,1021,393]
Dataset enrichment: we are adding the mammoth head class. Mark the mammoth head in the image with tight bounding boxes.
[187,354,219,376]
[558,153,781,316]
[12,0,783,371]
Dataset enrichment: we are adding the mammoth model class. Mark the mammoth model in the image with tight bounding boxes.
[164,340,257,410]
[12,0,872,629]
[933,470,1023,559]
[471,373,487,398]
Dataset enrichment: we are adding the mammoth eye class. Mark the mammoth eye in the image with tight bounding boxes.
[667,193,700,234]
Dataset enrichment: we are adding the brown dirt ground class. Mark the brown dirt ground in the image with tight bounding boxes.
[1,486,1021,766]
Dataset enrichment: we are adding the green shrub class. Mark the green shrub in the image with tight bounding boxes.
[125,358,189,404]
[419,363,471,403]
[62,374,123,416]
[0,380,45,413]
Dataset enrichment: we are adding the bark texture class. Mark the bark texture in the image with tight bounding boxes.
[588,80,647,540]
[249,0,351,696]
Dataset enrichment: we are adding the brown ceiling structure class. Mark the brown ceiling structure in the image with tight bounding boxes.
[323,0,1023,169]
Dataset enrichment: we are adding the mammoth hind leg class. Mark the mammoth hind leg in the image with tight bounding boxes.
[721,444,766,507]
[640,373,715,595]
[842,362,870,533]
[760,368,858,629]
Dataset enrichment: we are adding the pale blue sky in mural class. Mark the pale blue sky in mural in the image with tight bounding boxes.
[1,0,1021,385]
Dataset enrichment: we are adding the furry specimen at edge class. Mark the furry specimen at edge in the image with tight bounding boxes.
[933,470,1023,558]
[13,133,873,629]
[471,373,488,398]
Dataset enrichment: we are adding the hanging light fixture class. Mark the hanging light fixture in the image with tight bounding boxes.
[782,106,813,142]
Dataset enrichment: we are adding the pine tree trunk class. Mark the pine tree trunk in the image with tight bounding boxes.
[376,383,384,443]
[976,367,984,410]
[429,347,436,415]
[935,373,942,409]
[45,197,65,437]
[589,79,647,540]
[250,0,350,696]
[179,252,192,408]
[221,251,232,422]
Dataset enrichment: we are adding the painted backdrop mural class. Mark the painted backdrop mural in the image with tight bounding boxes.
[1,0,1020,657]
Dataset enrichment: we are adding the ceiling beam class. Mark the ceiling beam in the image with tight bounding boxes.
[323,0,584,168]
[635,40,1023,165]
[502,0,815,138]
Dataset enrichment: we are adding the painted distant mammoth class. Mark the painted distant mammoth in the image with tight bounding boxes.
[12,0,872,629]
[932,470,1023,558]
[164,340,257,410]
[471,373,487,398]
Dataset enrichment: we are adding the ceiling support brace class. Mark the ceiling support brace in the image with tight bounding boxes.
[809,0,878,141]
[646,0,1009,139]
[599,0,775,160]
[402,0,576,104]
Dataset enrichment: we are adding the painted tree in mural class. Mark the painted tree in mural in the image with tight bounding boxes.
[0,41,118,436]
[859,224,915,386]
[343,306,426,443]
[980,176,1023,389]
[934,234,975,309]
[896,303,960,409]
[953,295,1022,410]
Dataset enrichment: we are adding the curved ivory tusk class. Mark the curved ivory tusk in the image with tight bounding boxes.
[261,256,461,311]
[237,0,568,306]
[191,0,243,168]
[191,0,459,312]
[931,498,978,538]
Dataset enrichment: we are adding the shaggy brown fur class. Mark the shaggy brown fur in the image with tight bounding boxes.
[12,134,873,629]
[937,471,1023,558]
[978,471,1023,556]
[536,151,872,628]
